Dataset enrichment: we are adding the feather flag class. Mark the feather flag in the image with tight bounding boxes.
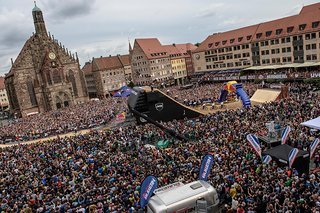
[310,138,319,158]
[199,154,214,181]
[288,148,299,168]
[262,155,272,164]
[246,134,262,157]
[281,126,291,144]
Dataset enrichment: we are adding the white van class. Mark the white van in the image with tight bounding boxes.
[147,180,219,213]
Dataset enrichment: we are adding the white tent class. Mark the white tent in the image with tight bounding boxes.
[301,117,320,130]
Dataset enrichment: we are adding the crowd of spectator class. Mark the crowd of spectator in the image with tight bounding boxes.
[163,83,259,107]
[0,98,127,143]
[0,82,319,212]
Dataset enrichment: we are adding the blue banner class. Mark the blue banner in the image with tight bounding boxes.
[140,175,158,209]
[199,154,214,181]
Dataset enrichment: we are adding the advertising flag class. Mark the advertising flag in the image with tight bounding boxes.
[310,138,319,158]
[199,154,214,181]
[140,175,158,209]
[288,148,299,168]
[246,134,262,157]
[262,155,272,164]
[281,126,291,144]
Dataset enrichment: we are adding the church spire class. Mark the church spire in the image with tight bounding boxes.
[32,1,48,37]
[129,39,133,53]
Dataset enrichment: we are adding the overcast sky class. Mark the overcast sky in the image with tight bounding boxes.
[0,0,319,75]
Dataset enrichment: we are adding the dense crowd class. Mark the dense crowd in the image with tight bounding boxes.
[0,98,127,143]
[0,82,319,212]
[163,83,258,107]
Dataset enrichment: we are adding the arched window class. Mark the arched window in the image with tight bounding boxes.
[69,70,78,97]
[52,70,61,84]
[27,81,37,106]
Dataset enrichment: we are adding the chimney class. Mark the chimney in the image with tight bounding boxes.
[173,43,176,47]
[109,55,111,57]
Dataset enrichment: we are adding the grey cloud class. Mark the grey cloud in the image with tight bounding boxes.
[196,3,225,18]
[41,0,97,22]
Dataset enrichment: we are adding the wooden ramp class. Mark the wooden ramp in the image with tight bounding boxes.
[250,89,281,103]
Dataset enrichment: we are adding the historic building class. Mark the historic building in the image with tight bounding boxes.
[91,55,130,98]
[131,38,196,85]
[0,77,9,111]
[192,3,320,73]
[82,62,97,99]
[5,3,88,117]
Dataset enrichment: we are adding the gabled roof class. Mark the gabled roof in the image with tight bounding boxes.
[118,54,131,66]
[135,38,197,59]
[93,56,123,71]
[82,62,92,74]
[194,2,320,53]
[135,38,168,59]
[0,77,5,90]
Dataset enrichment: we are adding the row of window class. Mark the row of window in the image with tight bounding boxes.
[172,65,186,70]
[172,59,184,64]
[206,61,251,69]
[205,44,250,55]
[0,94,6,97]
[102,70,124,77]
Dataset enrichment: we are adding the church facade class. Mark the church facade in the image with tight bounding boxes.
[5,4,88,117]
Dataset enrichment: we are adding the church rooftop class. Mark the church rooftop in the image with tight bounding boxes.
[32,2,41,12]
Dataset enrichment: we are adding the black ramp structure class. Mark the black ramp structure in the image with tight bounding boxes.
[128,86,204,123]
[263,144,310,174]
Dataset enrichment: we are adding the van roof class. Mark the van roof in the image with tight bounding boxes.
[154,180,209,206]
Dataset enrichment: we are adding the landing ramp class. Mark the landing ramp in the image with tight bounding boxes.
[250,89,281,103]
[128,87,204,123]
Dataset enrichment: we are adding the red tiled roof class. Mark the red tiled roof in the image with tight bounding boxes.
[135,38,168,59]
[0,77,5,90]
[93,56,123,71]
[81,62,92,74]
[135,38,197,59]
[118,54,131,66]
[194,3,320,53]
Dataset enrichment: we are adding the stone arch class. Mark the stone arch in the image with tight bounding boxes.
[52,69,61,84]
[55,91,71,109]
[68,70,78,97]
[27,80,37,106]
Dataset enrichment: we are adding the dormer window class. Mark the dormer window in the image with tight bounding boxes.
[312,21,319,28]
[299,24,306,31]
[215,42,220,46]
[247,35,252,40]
[276,29,282,35]
[238,37,243,42]
[266,31,272,37]
[287,26,294,33]
[230,39,235,44]
[256,33,262,39]
[208,43,213,48]
[222,40,227,45]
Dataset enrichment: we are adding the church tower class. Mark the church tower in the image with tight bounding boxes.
[32,1,47,37]
[5,2,88,117]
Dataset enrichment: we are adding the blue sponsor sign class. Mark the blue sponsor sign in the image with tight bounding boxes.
[140,175,158,208]
[199,154,214,181]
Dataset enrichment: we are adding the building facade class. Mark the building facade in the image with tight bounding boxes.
[91,55,129,98]
[131,38,196,85]
[193,3,320,73]
[82,62,97,99]
[0,77,9,111]
[118,55,132,83]
[5,4,88,117]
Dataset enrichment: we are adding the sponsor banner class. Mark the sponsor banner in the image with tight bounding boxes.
[267,74,287,79]
[199,154,214,181]
[310,73,320,78]
[140,175,158,209]
[262,155,272,164]
[115,112,126,123]
[288,148,299,168]
[246,134,262,157]
[310,138,319,158]
[281,126,291,144]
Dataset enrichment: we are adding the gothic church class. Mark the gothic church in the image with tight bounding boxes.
[5,3,88,117]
